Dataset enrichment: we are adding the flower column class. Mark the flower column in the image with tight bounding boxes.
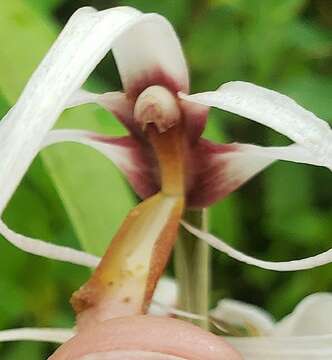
[71,85,187,330]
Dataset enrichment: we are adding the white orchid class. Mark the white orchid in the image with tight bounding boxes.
[212,293,332,359]
[0,5,332,359]
[0,6,332,273]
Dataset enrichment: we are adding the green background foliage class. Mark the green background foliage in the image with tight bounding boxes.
[0,0,331,357]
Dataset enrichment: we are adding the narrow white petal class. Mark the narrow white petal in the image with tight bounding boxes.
[210,299,274,336]
[81,351,185,360]
[0,6,144,214]
[66,89,132,116]
[181,221,332,271]
[113,14,189,95]
[228,334,332,359]
[43,129,136,174]
[65,88,102,108]
[0,219,99,267]
[179,82,332,168]
[0,328,74,343]
[233,143,327,167]
[274,293,332,336]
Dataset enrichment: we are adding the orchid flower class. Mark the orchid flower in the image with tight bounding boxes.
[0,4,331,359]
[1,6,332,274]
[211,293,332,359]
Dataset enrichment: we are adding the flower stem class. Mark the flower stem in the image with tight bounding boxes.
[174,209,210,330]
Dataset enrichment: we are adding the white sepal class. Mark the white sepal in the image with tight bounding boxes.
[179,82,332,169]
[43,129,137,174]
[113,14,189,94]
[274,293,332,336]
[210,299,274,336]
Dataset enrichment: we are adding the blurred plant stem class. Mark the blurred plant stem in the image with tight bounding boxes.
[174,209,210,330]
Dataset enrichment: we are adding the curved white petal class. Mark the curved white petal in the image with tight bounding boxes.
[43,129,158,200]
[0,219,99,267]
[210,299,274,336]
[113,15,189,96]
[233,143,328,167]
[179,82,332,169]
[274,293,332,336]
[43,130,135,170]
[181,221,332,271]
[0,327,74,343]
[227,334,332,360]
[66,89,134,120]
[81,351,185,360]
[65,89,104,108]
[0,6,147,215]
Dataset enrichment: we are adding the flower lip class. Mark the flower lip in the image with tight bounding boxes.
[134,85,181,133]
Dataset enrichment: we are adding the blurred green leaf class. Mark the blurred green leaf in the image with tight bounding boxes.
[118,0,190,27]
[287,20,332,57]
[25,0,65,13]
[279,74,332,121]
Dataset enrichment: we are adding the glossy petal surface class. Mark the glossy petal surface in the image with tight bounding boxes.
[113,15,189,97]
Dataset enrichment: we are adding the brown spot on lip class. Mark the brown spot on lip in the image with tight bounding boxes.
[123,297,131,303]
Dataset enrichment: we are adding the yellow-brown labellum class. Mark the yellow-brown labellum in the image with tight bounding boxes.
[72,102,186,330]
[71,192,184,330]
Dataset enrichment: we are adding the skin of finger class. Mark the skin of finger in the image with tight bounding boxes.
[49,315,242,360]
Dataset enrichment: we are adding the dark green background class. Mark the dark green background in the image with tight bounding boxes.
[0,0,332,358]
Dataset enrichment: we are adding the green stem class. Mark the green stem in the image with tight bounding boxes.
[174,209,210,329]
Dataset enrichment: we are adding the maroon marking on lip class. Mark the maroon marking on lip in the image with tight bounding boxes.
[89,134,245,208]
[89,134,160,200]
[179,98,209,144]
[127,67,186,100]
[185,139,242,208]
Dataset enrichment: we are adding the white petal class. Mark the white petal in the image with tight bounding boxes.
[43,129,137,175]
[81,351,185,360]
[66,89,133,117]
[0,219,99,267]
[149,277,178,316]
[181,222,332,271]
[210,299,275,336]
[65,89,103,108]
[274,293,332,336]
[188,141,322,208]
[233,143,328,167]
[179,82,332,168]
[0,327,74,343]
[113,14,189,96]
[0,6,145,215]
[227,334,332,360]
